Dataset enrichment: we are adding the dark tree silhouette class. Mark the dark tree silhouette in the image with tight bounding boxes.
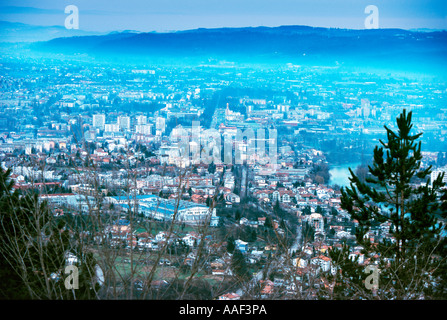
[330,110,447,299]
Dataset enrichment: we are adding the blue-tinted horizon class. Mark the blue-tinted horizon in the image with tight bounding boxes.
[0,0,446,32]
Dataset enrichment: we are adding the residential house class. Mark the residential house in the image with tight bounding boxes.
[225,192,240,204]
[182,232,201,247]
[349,251,365,265]
[310,255,335,274]
[259,280,274,299]
[218,292,241,300]
[235,239,248,253]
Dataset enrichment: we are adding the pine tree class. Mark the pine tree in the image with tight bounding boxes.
[226,235,235,253]
[235,209,241,221]
[0,168,99,299]
[329,109,447,299]
[231,249,252,283]
[302,221,315,243]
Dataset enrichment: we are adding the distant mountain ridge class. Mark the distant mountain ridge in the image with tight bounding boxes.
[0,21,107,43]
[29,25,447,73]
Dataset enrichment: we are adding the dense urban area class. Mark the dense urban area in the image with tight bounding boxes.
[1,52,446,300]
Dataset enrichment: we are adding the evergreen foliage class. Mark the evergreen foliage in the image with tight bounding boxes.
[329,110,447,299]
[0,168,99,299]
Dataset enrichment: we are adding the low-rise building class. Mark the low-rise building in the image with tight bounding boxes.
[107,194,218,226]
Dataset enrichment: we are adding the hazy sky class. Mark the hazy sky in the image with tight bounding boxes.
[1,0,446,32]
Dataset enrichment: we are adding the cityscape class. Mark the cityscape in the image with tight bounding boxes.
[0,0,446,307]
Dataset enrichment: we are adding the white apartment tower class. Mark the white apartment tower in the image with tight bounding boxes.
[105,123,120,132]
[136,115,147,125]
[118,116,131,131]
[135,124,152,135]
[92,114,106,130]
[156,117,166,133]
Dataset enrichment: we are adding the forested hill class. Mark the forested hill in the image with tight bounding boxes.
[33,25,447,73]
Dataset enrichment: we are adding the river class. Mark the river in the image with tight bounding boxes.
[329,162,362,187]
